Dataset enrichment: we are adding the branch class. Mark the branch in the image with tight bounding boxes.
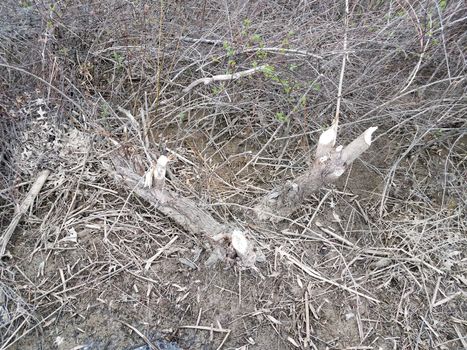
[333,0,349,127]
[254,126,377,221]
[1,170,50,257]
[109,151,262,268]
[160,65,266,106]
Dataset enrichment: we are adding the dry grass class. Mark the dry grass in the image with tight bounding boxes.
[1,0,466,349]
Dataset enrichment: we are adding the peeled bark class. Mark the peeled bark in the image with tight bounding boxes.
[254,126,377,221]
[109,124,377,267]
[111,154,262,268]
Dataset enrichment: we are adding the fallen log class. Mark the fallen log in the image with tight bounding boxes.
[110,153,262,268]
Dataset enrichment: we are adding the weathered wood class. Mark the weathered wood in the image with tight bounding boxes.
[111,155,261,268]
[254,126,377,221]
[1,170,50,257]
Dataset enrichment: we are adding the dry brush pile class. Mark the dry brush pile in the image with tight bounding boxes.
[1,1,466,349]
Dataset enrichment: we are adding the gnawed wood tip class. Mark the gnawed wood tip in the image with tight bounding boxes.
[340,126,378,164]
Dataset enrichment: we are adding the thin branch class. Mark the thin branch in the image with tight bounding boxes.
[333,0,349,127]
[160,65,266,106]
[1,170,50,257]
[278,248,379,303]
[0,63,85,114]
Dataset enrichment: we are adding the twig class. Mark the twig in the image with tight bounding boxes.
[242,47,322,59]
[0,63,84,114]
[179,36,323,59]
[1,170,50,257]
[235,123,284,176]
[304,291,311,347]
[144,235,179,270]
[179,325,230,333]
[333,0,349,127]
[453,324,467,349]
[160,65,266,106]
[179,36,223,45]
[278,247,379,303]
[400,37,430,93]
[120,321,160,350]
[183,66,266,93]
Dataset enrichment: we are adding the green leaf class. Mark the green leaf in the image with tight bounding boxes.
[289,63,298,71]
[262,64,275,77]
[275,112,288,122]
[251,34,262,43]
[439,0,447,10]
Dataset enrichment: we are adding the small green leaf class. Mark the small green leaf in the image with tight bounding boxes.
[256,49,268,60]
[289,63,298,71]
[251,34,262,43]
[275,112,288,122]
[439,0,447,10]
[262,64,275,77]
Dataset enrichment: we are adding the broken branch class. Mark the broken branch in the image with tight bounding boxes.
[254,126,377,221]
[110,152,261,268]
[1,170,50,257]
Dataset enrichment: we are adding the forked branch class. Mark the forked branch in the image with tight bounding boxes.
[254,125,377,221]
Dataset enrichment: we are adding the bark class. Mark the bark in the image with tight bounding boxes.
[110,155,262,268]
[254,126,377,221]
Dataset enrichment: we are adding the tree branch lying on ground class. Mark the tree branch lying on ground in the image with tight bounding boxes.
[109,120,377,268]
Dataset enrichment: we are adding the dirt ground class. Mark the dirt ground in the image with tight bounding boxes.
[1,1,466,350]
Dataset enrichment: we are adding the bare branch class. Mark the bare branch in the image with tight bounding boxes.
[333,0,349,127]
[255,125,377,221]
[1,170,50,257]
[341,126,378,164]
[160,65,266,106]
[109,152,261,268]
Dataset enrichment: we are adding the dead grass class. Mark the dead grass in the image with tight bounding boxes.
[1,0,466,349]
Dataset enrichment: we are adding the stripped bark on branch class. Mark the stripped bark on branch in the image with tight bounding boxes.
[110,152,263,268]
[254,125,378,221]
[109,123,377,267]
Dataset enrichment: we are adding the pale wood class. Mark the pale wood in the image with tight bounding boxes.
[254,127,377,221]
[1,170,50,257]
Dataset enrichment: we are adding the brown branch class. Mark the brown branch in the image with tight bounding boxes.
[1,170,50,257]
